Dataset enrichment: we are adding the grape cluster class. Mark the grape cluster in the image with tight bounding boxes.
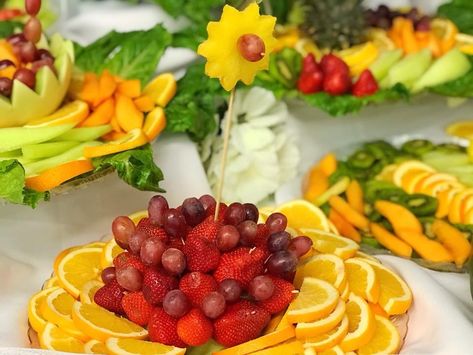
[365,5,430,31]
[101,194,313,327]
[0,0,57,97]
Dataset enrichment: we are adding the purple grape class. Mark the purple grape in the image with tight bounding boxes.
[140,237,166,266]
[377,4,390,18]
[238,220,258,246]
[248,275,274,301]
[116,266,142,291]
[416,16,431,32]
[7,33,26,46]
[265,213,287,234]
[199,194,216,214]
[182,197,206,226]
[0,78,13,97]
[148,195,168,226]
[101,266,116,284]
[128,231,148,255]
[202,291,226,319]
[243,203,259,222]
[216,225,240,251]
[288,236,313,257]
[161,248,186,275]
[267,231,291,253]
[19,41,37,63]
[218,279,242,303]
[266,250,298,276]
[224,202,246,226]
[163,289,190,318]
[163,208,187,237]
[37,48,54,62]
[0,59,15,70]
[112,216,135,249]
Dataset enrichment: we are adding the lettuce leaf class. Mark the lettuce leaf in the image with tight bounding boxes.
[75,25,172,85]
[0,20,21,38]
[437,0,473,35]
[92,145,164,192]
[430,57,473,97]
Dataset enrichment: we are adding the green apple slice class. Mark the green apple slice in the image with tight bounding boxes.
[387,49,432,89]
[369,49,403,81]
[22,141,80,160]
[52,125,112,142]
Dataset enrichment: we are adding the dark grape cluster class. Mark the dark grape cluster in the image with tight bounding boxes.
[365,5,430,31]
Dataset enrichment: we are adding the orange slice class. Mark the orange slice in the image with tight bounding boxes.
[71,301,148,342]
[84,339,108,354]
[448,189,473,224]
[357,315,401,355]
[375,164,398,182]
[83,128,148,158]
[303,315,349,352]
[300,229,359,260]
[446,120,473,139]
[362,258,412,315]
[417,173,458,196]
[276,200,330,233]
[79,280,104,304]
[318,345,345,355]
[392,161,434,188]
[55,247,103,298]
[369,303,389,318]
[294,254,346,291]
[436,187,463,218]
[286,278,339,323]
[143,106,166,141]
[213,325,295,355]
[241,339,304,355]
[101,238,125,268]
[25,159,94,192]
[344,258,379,303]
[44,276,61,289]
[143,73,177,107]
[106,337,186,355]
[340,281,350,301]
[39,322,85,353]
[295,299,346,338]
[402,170,432,194]
[26,100,89,127]
[28,287,60,333]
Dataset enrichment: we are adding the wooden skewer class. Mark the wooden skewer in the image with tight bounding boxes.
[214,87,236,221]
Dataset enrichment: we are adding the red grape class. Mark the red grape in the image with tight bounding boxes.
[140,237,166,266]
[101,267,116,284]
[202,291,226,319]
[224,202,246,226]
[14,68,36,89]
[7,33,26,45]
[0,78,13,97]
[161,248,186,275]
[216,225,240,251]
[199,194,216,214]
[116,266,142,291]
[182,197,205,226]
[265,213,287,234]
[237,34,265,62]
[24,17,42,43]
[248,275,274,301]
[218,279,241,303]
[25,0,42,16]
[163,208,187,237]
[148,195,168,226]
[416,16,431,32]
[31,58,55,74]
[163,289,190,318]
[266,250,298,276]
[267,231,291,253]
[19,42,37,63]
[37,48,54,61]
[288,236,313,257]
[128,231,148,255]
[238,220,257,246]
[0,59,15,69]
[243,203,259,222]
[112,216,135,249]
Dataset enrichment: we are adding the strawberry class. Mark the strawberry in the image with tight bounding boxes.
[206,202,227,223]
[113,252,146,273]
[142,267,178,305]
[214,247,265,287]
[121,291,153,326]
[187,216,221,243]
[257,276,295,314]
[176,308,213,346]
[352,69,379,97]
[179,271,217,308]
[94,280,125,315]
[213,300,270,347]
[254,224,270,248]
[297,70,324,94]
[148,307,186,348]
[183,236,220,272]
[136,218,169,242]
[323,71,351,95]
[320,53,349,76]
[167,237,185,251]
[301,53,319,74]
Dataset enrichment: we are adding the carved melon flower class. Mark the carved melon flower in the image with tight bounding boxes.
[197,3,277,91]
[201,87,300,204]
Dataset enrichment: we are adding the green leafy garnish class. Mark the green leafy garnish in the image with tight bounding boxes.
[430,64,473,97]
[438,0,473,35]
[0,160,48,207]
[92,145,164,192]
[75,25,172,85]
[165,64,226,142]
[0,20,21,38]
